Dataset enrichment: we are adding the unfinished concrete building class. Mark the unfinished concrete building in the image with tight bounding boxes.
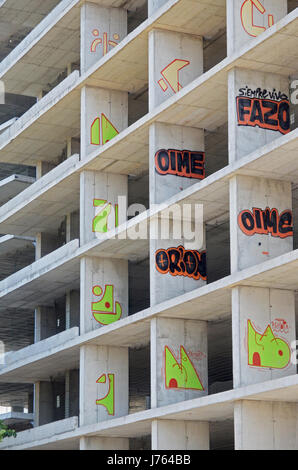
[0,0,297,450]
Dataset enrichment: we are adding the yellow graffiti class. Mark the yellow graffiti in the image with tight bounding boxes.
[241,0,274,38]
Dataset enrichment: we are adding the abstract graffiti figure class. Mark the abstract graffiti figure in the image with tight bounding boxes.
[92,285,122,325]
[241,0,274,38]
[247,319,290,369]
[158,59,190,94]
[91,29,119,55]
[92,199,119,233]
[165,345,204,391]
[91,113,119,145]
[96,373,115,415]
[238,207,293,238]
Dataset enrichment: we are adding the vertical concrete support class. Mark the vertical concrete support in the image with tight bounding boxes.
[35,232,59,260]
[227,0,287,56]
[80,436,129,450]
[80,256,128,334]
[234,400,298,450]
[80,170,127,246]
[34,382,53,426]
[34,306,56,342]
[36,161,56,179]
[65,290,80,329]
[80,86,128,160]
[149,29,203,111]
[66,211,79,243]
[80,2,127,74]
[148,29,205,306]
[232,286,296,388]
[79,344,128,426]
[151,419,209,450]
[151,318,208,408]
[230,175,293,272]
[228,68,291,162]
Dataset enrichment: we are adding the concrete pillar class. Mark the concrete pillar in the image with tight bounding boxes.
[80,2,127,74]
[151,318,208,408]
[230,175,293,272]
[36,161,56,179]
[151,419,209,450]
[79,344,128,426]
[234,400,298,450]
[149,29,203,111]
[34,381,53,426]
[148,30,205,306]
[232,286,296,388]
[80,436,129,450]
[35,232,59,260]
[66,211,79,243]
[80,256,128,334]
[34,306,56,342]
[65,290,80,329]
[227,0,287,56]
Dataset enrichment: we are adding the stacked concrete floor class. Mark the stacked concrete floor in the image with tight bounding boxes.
[0,0,297,450]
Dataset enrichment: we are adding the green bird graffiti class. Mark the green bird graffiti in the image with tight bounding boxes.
[247,319,290,369]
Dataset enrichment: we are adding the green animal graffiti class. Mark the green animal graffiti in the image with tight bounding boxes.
[92,285,122,325]
[165,345,204,391]
[247,319,290,369]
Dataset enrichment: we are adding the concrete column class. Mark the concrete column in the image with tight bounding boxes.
[36,161,56,179]
[66,211,79,243]
[230,175,293,272]
[234,400,298,450]
[151,318,208,408]
[80,2,127,74]
[149,29,203,111]
[81,86,128,160]
[34,306,56,342]
[227,0,287,56]
[151,419,209,450]
[80,256,128,334]
[35,232,59,260]
[232,286,296,388]
[80,436,129,450]
[34,381,53,426]
[79,344,128,426]
[65,290,80,329]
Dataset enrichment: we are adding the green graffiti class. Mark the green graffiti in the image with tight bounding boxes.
[101,113,119,145]
[92,285,122,325]
[91,117,100,145]
[247,319,290,369]
[93,199,112,233]
[165,345,204,391]
[96,373,114,415]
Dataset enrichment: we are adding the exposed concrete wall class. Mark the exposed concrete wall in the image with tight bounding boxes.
[79,344,128,426]
[234,400,298,450]
[232,286,296,387]
[34,381,53,426]
[151,318,208,408]
[151,419,209,450]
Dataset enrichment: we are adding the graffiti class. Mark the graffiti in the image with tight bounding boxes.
[92,199,119,233]
[238,86,288,101]
[158,59,190,94]
[91,113,119,145]
[247,319,290,369]
[96,373,115,415]
[271,319,289,335]
[240,0,274,38]
[91,29,119,55]
[164,345,204,391]
[155,245,206,281]
[92,285,122,325]
[238,207,293,238]
[155,149,205,180]
[236,95,290,134]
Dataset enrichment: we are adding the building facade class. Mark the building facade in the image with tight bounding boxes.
[0,0,297,450]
